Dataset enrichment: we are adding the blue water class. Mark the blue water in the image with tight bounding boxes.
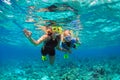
[0,0,120,80]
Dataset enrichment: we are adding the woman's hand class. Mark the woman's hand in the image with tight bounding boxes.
[23,29,32,38]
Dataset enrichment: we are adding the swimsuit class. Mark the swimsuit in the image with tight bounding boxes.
[41,35,60,56]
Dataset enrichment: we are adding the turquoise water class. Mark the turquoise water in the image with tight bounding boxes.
[0,0,120,80]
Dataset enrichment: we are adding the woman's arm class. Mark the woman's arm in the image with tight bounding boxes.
[23,29,48,46]
[28,35,47,46]
[56,42,69,52]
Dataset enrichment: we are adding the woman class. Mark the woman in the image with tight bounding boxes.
[23,27,62,65]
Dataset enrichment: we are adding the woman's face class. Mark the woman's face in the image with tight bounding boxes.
[46,28,53,36]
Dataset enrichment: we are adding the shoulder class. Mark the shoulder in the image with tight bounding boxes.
[39,34,49,40]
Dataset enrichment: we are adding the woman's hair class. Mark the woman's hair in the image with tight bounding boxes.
[46,20,56,27]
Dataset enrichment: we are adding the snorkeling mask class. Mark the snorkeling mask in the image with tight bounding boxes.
[64,35,72,42]
[52,26,62,34]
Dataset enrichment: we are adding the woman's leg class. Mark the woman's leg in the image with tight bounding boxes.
[49,49,55,65]
[41,47,47,61]
[49,56,55,65]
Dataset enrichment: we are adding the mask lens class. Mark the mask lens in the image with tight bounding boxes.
[53,28,56,30]
[65,36,71,42]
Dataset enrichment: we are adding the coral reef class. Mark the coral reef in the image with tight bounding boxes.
[0,56,120,80]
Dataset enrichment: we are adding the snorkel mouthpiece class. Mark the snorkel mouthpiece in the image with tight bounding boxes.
[47,28,53,36]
